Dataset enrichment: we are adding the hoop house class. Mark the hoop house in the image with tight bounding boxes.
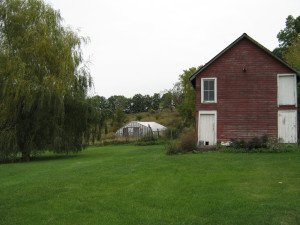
[115,121,167,137]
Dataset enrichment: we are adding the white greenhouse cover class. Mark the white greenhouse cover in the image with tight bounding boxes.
[115,121,167,136]
[136,122,167,131]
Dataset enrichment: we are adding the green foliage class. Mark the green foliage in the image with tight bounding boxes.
[135,114,143,121]
[130,94,147,113]
[0,0,92,161]
[140,133,155,142]
[135,133,163,146]
[85,97,106,144]
[273,15,300,58]
[230,139,247,149]
[277,15,300,49]
[107,95,128,112]
[284,36,300,71]
[164,127,181,139]
[161,91,173,110]
[178,129,196,151]
[165,141,181,155]
[111,109,126,131]
[176,67,201,126]
[163,66,202,128]
[90,93,162,115]
[228,135,288,152]
[151,93,160,110]
[165,129,196,155]
[230,135,268,150]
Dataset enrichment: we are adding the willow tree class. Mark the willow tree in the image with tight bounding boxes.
[0,0,93,161]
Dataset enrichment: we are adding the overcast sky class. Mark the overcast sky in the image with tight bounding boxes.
[45,0,299,98]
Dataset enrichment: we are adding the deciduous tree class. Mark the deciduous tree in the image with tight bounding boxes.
[284,36,300,71]
[273,15,300,58]
[176,67,199,126]
[0,0,92,161]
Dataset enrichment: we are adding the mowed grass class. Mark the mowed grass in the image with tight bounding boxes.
[0,145,299,225]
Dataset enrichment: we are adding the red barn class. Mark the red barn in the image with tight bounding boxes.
[189,33,299,146]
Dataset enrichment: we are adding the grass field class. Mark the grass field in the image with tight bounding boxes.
[0,145,299,225]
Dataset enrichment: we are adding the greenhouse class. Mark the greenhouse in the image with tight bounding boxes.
[115,121,167,137]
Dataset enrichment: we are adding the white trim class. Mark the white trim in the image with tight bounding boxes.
[278,110,298,143]
[201,77,217,103]
[199,110,217,115]
[198,110,217,145]
[277,74,297,107]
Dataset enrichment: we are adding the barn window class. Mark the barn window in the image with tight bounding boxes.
[201,78,217,103]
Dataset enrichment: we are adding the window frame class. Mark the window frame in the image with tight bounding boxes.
[201,77,217,103]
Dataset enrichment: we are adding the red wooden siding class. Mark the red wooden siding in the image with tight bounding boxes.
[195,38,296,141]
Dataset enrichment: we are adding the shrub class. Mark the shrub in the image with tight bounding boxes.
[140,133,156,142]
[266,138,281,151]
[165,129,196,155]
[230,139,246,149]
[179,130,196,152]
[135,133,157,146]
[164,128,181,140]
[228,135,294,152]
[165,141,181,155]
[246,135,268,150]
[230,135,269,151]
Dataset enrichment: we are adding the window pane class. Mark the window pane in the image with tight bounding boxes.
[207,91,212,101]
[210,90,215,101]
[208,80,214,90]
[204,91,209,101]
[204,80,209,90]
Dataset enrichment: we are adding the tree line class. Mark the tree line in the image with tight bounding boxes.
[87,66,201,133]
[85,66,199,139]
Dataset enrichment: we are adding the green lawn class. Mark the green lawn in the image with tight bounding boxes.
[0,145,299,225]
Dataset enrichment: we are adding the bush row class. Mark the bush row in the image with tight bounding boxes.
[165,133,299,155]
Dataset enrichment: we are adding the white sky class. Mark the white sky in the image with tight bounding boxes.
[45,0,299,98]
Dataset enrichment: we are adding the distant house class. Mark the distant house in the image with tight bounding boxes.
[115,121,167,137]
[189,33,299,146]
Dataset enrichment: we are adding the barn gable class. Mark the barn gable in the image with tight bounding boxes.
[189,33,299,87]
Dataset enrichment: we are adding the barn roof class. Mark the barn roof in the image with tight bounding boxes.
[189,33,300,87]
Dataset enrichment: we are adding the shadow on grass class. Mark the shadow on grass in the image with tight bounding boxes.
[1,153,80,164]
[30,153,79,162]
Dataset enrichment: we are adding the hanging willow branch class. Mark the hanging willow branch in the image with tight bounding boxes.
[0,0,94,162]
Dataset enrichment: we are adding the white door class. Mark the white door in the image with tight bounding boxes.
[278,110,297,143]
[198,111,217,146]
